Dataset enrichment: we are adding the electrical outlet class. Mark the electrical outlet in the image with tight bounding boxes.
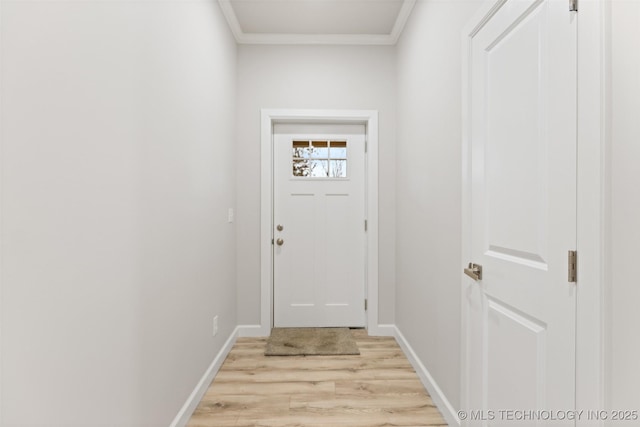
[227,208,234,223]
[213,316,218,336]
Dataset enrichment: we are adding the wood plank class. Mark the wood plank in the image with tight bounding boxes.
[289,394,436,412]
[192,395,289,416]
[214,367,419,383]
[186,413,238,427]
[222,356,413,371]
[205,380,335,397]
[335,379,431,396]
[236,412,448,427]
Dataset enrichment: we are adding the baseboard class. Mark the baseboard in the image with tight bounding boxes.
[239,324,395,337]
[393,326,460,427]
[237,324,395,337]
[369,323,396,337]
[237,324,270,337]
[169,326,239,427]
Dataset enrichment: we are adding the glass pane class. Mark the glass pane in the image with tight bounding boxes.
[309,160,329,177]
[293,159,311,177]
[293,141,313,159]
[293,147,309,159]
[310,141,329,158]
[329,160,347,178]
[329,141,347,158]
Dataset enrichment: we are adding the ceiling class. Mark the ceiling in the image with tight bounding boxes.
[218,0,417,45]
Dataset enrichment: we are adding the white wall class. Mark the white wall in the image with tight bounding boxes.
[236,45,397,327]
[608,0,640,415]
[395,0,482,411]
[0,2,237,425]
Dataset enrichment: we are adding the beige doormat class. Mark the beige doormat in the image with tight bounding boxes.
[265,327,360,356]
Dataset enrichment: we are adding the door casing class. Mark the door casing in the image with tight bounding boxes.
[249,109,383,337]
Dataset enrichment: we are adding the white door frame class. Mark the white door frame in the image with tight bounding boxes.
[461,0,607,425]
[0,0,4,416]
[256,109,381,336]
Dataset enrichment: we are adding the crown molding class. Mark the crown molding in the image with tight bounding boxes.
[218,0,416,46]
[236,32,397,46]
[218,0,244,42]
[390,0,416,44]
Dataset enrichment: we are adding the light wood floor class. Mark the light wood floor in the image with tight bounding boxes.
[187,329,447,427]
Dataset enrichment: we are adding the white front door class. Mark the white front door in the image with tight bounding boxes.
[464,0,577,423]
[273,124,366,328]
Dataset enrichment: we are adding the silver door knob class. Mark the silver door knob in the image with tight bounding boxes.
[276,238,284,246]
[277,224,284,231]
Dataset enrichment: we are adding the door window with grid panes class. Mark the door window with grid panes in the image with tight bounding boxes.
[292,140,347,178]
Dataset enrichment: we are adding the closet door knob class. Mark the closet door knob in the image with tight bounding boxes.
[464,263,483,281]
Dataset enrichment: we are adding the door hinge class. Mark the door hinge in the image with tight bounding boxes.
[365,139,368,153]
[568,250,577,282]
[271,238,274,245]
[365,299,368,311]
[364,219,368,231]
[569,0,577,12]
